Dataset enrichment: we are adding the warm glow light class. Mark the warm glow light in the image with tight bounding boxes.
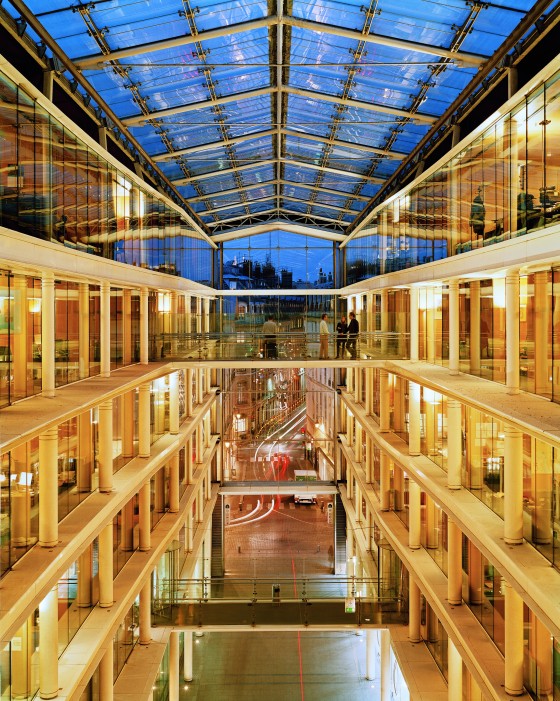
[157,292,170,313]
[493,278,506,308]
[423,388,440,404]
[28,298,41,314]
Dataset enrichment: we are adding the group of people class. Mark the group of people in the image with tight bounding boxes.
[334,312,359,359]
[321,312,359,359]
[262,312,360,359]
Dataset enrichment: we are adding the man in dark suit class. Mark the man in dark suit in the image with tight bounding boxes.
[347,311,359,359]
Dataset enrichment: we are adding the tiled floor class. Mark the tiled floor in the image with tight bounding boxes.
[181,630,376,701]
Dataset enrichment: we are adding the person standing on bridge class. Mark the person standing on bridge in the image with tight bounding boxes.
[319,313,330,359]
[262,315,278,358]
[336,314,347,358]
[347,311,359,359]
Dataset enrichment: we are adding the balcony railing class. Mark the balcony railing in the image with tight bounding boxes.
[152,576,406,628]
[160,332,409,362]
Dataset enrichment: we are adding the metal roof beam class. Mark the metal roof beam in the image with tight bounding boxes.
[211,222,346,243]
[130,84,435,128]
[279,180,370,201]
[152,129,276,161]
[75,14,484,71]
[75,16,277,68]
[123,87,273,126]
[207,206,348,227]
[282,128,406,159]
[174,160,277,184]
[187,179,370,204]
[282,196,360,214]
[199,195,275,215]
[282,158,384,183]
[286,86,435,124]
[188,182,275,202]
[284,16,486,67]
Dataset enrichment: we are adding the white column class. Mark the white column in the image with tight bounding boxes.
[380,452,390,511]
[447,399,462,489]
[380,629,391,701]
[13,277,27,397]
[169,454,180,513]
[79,282,90,379]
[365,629,376,680]
[77,548,92,608]
[379,370,390,432]
[41,272,55,397]
[504,581,524,696]
[354,366,361,404]
[139,578,152,644]
[186,369,193,416]
[447,519,463,605]
[183,631,193,681]
[470,281,481,373]
[39,586,59,699]
[169,371,179,434]
[409,287,419,362]
[98,399,113,493]
[169,631,180,701]
[196,297,202,334]
[380,289,389,355]
[365,368,373,415]
[409,481,421,549]
[408,382,421,456]
[122,288,132,365]
[100,280,111,377]
[448,279,460,375]
[98,523,113,607]
[122,391,134,458]
[534,271,549,395]
[354,423,362,463]
[504,426,523,544]
[170,291,178,356]
[196,423,204,464]
[139,482,151,551]
[139,383,151,457]
[185,294,192,343]
[203,298,210,334]
[39,428,58,547]
[99,646,114,701]
[140,286,149,364]
[448,638,463,701]
[409,577,422,642]
[426,288,436,363]
[506,269,520,394]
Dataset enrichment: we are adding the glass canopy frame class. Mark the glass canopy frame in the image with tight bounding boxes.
[6,0,543,239]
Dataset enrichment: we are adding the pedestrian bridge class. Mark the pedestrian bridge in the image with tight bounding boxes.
[160,331,409,364]
[152,577,406,631]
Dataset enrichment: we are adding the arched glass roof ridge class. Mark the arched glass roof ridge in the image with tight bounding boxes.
[7,0,545,237]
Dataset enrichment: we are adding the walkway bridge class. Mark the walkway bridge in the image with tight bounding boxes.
[160,331,409,365]
[152,576,406,631]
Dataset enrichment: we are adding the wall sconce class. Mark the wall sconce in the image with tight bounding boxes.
[157,292,170,313]
[492,278,506,309]
[28,298,41,314]
[423,388,440,405]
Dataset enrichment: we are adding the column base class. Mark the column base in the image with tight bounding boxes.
[40,691,59,700]
[447,484,461,490]
[39,540,58,548]
[504,687,524,697]
[409,544,421,550]
[505,538,523,545]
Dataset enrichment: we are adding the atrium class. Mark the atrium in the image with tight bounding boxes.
[1,1,560,699]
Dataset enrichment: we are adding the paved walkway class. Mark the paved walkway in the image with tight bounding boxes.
[180,631,375,701]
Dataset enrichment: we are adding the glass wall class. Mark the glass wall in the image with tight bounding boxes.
[344,67,560,284]
[0,70,213,284]
[221,231,336,290]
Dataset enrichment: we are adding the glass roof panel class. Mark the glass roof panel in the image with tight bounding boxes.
[13,0,544,239]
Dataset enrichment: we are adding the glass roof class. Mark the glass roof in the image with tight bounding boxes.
[11,0,542,238]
